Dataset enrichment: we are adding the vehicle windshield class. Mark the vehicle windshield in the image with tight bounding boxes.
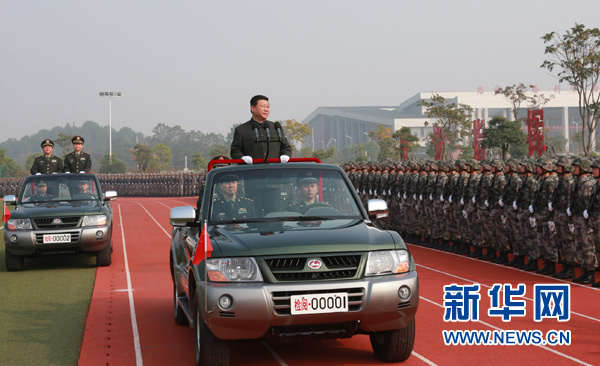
[209,167,361,225]
[19,175,100,204]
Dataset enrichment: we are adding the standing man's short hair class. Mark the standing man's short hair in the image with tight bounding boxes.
[250,95,269,107]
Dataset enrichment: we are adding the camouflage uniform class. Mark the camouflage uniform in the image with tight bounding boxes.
[517,159,540,271]
[502,159,524,267]
[551,157,577,279]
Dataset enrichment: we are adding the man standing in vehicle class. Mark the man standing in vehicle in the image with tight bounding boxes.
[30,139,64,175]
[64,136,92,173]
[230,95,292,164]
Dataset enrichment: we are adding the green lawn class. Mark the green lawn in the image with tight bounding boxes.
[0,230,96,366]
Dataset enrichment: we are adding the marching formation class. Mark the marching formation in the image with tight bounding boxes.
[344,156,600,287]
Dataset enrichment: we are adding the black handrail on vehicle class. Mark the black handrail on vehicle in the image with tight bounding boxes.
[207,157,322,172]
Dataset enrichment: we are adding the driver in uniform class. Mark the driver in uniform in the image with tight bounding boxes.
[288,177,328,214]
[211,174,257,222]
[74,179,95,199]
[27,180,54,202]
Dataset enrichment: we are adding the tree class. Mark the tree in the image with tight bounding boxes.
[418,94,474,160]
[153,143,173,171]
[368,125,396,160]
[191,152,207,171]
[312,146,337,162]
[494,83,554,121]
[25,153,38,171]
[0,149,25,177]
[481,116,527,159]
[98,153,127,174]
[210,145,229,158]
[541,23,600,155]
[55,133,73,156]
[392,126,420,159]
[281,119,311,154]
[131,143,154,173]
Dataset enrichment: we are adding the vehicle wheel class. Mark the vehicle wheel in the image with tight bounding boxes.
[96,240,112,267]
[370,318,415,362]
[174,282,188,326]
[5,250,24,271]
[194,304,230,366]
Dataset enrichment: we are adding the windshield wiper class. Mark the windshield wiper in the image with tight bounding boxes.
[296,216,331,221]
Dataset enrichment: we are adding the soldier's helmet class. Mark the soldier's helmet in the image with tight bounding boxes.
[506,158,519,172]
[490,159,505,170]
[519,157,535,173]
[466,159,481,170]
[454,159,465,171]
[572,157,592,173]
[539,158,556,172]
[590,159,600,169]
[429,161,439,171]
[480,159,492,171]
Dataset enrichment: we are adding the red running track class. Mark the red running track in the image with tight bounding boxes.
[79,197,600,366]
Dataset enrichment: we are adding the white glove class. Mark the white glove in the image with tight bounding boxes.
[65,171,71,174]
[280,155,290,163]
[440,195,445,202]
[80,171,85,174]
[462,210,468,219]
[485,199,489,207]
[568,223,575,233]
[362,190,366,195]
[499,198,504,207]
[529,217,536,227]
[567,207,572,217]
[584,209,589,219]
[369,189,373,195]
[500,215,506,224]
[513,201,518,211]
[413,194,416,200]
[419,194,423,201]
[460,198,464,205]
[548,221,556,232]
[36,173,41,175]
[403,193,407,199]
[397,192,400,198]
[529,205,534,214]
[449,195,453,203]
[472,197,476,204]
[241,156,253,164]
[374,190,378,196]
[388,189,391,195]
[429,194,433,201]
[548,202,553,212]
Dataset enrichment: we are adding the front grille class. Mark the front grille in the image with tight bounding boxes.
[35,231,80,244]
[34,217,81,229]
[271,288,365,315]
[264,255,363,282]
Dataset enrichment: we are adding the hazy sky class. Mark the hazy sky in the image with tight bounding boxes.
[2,1,599,141]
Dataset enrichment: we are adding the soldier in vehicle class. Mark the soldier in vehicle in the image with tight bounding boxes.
[288,176,328,214]
[211,174,257,222]
[30,139,64,175]
[64,136,92,173]
[73,179,96,199]
[26,180,54,202]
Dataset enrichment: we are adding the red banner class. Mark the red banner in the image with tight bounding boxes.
[526,109,546,157]
[472,119,485,161]
[434,126,445,160]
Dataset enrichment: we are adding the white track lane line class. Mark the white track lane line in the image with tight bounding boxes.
[135,201,171,238]
[117,203,144,366]
[419,296,593,366]
[416,263,600,323]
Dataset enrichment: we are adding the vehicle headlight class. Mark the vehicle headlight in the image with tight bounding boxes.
[7,218,32,230]
[365,250,410,276]
[82,215,107,227]
[206,257,263,282]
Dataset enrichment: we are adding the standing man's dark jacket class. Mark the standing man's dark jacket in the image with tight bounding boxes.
[230,119,292,160]
[30,155,64,175]
[64,151,92,173]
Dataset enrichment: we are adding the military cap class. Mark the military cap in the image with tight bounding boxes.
[72,136,84,144]
[41,139,54,148]
[217,174,240,183]
[36,180,47,187]
[298,177,318,186]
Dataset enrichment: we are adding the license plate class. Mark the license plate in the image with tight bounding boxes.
[290,293,348,315]
[43,234,71,243]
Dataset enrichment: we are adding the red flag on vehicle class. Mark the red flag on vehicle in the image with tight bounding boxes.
[192,221,213,265]
[2,202,10,222]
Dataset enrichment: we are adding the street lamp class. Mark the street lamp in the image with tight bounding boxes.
[345,135,352,146]
[311,127,315,152]
[99,91,122,163]
[319,140,324,149]
[363,132,371,143]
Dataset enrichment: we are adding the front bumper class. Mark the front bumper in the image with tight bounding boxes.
[198,270,418,340]
[4,226,112,256]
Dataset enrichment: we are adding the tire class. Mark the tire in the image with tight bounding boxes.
[174,281,188,326]
[96,240,112,267]
[5,250,24,271]
[194,304,230,366]
[370,318,415,362]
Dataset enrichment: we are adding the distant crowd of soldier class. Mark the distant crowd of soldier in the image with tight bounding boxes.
[344,156,600,287]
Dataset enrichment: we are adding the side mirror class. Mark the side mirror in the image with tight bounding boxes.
[104,191,118,201]
[170,206,196,226]
[3,195,16,204]
[367,199,389,220]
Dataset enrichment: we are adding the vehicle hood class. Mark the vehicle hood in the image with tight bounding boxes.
[210,220,404,257]
[10,201,108,219]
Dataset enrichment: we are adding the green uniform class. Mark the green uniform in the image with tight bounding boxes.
[211,195,257,222]
[64,151,92,173]
[30,155,64,175]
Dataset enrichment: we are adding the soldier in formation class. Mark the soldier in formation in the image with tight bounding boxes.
[344,155,600,287]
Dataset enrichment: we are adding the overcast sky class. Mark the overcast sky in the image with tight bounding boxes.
[2,1,599,141]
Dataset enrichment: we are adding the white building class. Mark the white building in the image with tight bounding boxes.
[302,91,584,152]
